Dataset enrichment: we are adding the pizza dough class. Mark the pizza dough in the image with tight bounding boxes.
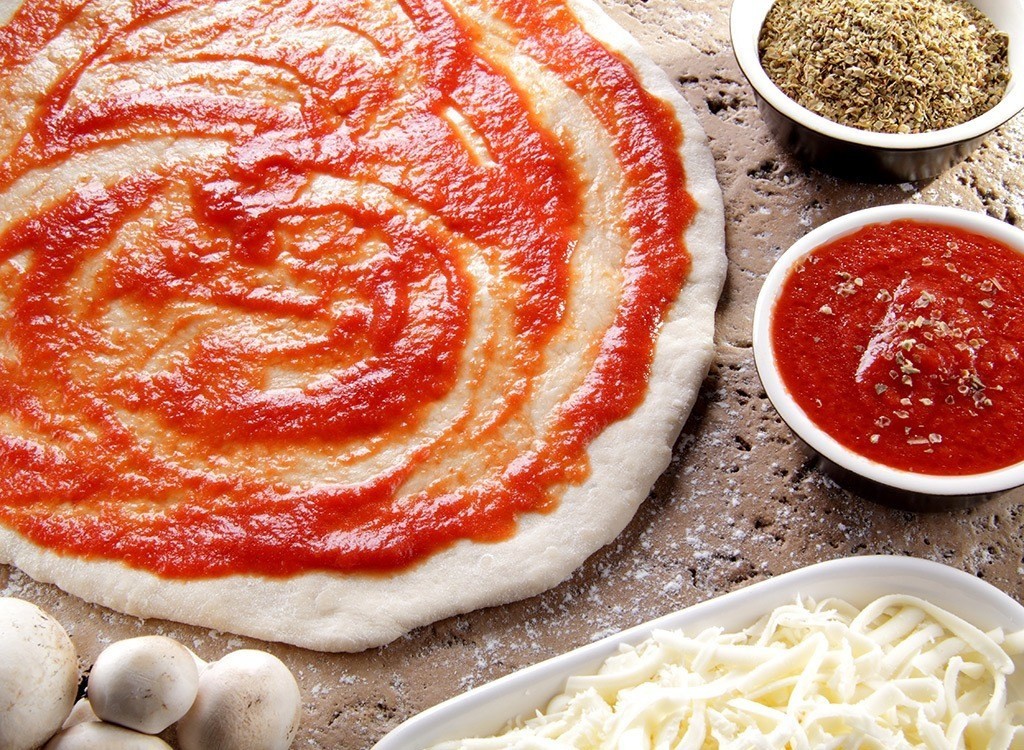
[0,0,724,650]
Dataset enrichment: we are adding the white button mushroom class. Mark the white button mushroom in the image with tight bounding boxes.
[62,697,100,729]
[176,649,301,750]
[43,720,173,750]
[87,635,200,734]
[0,597,79,750]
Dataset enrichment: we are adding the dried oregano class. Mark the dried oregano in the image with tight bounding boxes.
[758,0,1010,134]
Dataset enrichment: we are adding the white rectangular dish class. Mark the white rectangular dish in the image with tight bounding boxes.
[372,555,1024,749]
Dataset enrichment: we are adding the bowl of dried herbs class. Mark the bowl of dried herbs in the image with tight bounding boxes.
[731,0,1024,182]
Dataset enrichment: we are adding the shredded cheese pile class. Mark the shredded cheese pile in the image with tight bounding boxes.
[435,596,1024,749]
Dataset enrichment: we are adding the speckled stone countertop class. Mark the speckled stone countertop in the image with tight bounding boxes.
[3,1,1024,748]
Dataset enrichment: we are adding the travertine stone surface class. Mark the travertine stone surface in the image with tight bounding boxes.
[3,1,1023,748]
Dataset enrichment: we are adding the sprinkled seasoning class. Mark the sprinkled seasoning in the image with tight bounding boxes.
[758,0,1010,134]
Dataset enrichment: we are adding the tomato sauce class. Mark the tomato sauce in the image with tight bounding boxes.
[0,0,695,576]
[771,219,1024,475]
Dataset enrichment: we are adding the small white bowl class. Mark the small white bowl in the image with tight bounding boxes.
[730,0,1024,181]
[372,556,1024,748]
[752,204,1024,507]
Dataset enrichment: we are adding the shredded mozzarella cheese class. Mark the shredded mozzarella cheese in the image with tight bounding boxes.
[432,595,1024,749]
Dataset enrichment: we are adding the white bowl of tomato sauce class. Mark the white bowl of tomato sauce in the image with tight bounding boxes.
[753,204,1024,508]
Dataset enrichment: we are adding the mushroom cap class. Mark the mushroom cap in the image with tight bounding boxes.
[62,698,100,729]
[43,720,174,750]
[0,597,79,750]
[176,649,301,750]
[88,635,200,734]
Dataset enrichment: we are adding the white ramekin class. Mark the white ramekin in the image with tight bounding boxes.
[752,204,1024,506]
[730,0,1024,181]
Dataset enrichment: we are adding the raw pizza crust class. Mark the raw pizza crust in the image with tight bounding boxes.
[0,0,725,651]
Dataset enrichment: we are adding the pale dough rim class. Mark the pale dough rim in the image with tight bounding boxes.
[0,0,726,652]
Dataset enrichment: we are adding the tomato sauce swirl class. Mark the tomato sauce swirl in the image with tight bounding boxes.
[0,0,696,576]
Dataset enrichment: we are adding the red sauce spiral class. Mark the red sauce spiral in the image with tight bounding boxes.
[0,0,695,576]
